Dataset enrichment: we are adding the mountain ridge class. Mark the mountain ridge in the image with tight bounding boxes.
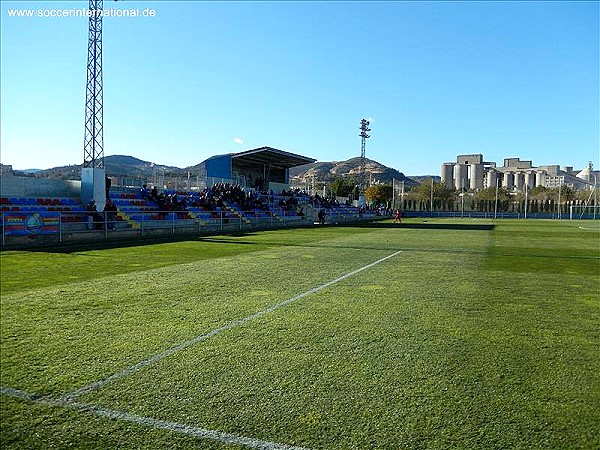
[289,157,417,185]
[16,154,423,185]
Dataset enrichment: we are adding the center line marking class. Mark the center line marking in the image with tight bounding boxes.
[62,250,402,401]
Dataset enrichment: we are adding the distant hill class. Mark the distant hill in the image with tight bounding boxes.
[289,157,416,185]
[407,175,441,184]
[23,154,418,186]
[102,155,181,177]
[35,155,181,180]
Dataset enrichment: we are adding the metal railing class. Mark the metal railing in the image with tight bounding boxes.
[7,206,597,249]
[401,210,600,220]
[0,208,381,248]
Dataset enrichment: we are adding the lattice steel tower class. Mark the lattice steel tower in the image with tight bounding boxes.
[359,118,371,192]
[83,0,104,168]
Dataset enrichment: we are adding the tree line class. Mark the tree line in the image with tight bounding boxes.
[322,176,596,213]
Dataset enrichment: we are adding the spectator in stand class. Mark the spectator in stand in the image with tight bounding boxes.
[85,199,103,230]
[85,199,96,230]
[156,193,168,218]
[145,183,370,226]
[140,185,151,200]
[150,186,159,202]
[104,199,118,230]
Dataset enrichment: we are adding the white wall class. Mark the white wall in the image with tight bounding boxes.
[1,173,81,198]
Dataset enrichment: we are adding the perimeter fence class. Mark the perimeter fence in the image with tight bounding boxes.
[0,208,380,249]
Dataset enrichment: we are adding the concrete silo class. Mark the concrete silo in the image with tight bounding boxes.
[469,164,484,190]
[535,171,546,187]
[502,172,514,190]
[486,170,499,189]
[524,171,535,190]
[514,172,524,191]
[441,163,455,189]
[454,164,468,191]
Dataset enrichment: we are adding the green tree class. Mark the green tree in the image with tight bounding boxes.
[529,186,552,201]
[411,181,455,201]
[531,185,575,202]
[475,187,511,212]
[476,187,510,202]
[365,184,393,205]
[558,185,575,202]
[408,181,456,210]
[328,176,357,197]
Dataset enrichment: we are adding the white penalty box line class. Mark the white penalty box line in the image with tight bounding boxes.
[1,386,308,450]
[62,250,403,401]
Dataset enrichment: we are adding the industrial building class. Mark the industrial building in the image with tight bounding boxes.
[441,155,597,192]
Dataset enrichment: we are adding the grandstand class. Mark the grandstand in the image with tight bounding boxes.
[0,148,382,248]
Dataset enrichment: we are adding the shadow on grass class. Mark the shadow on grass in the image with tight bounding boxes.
[2,233,223,254]
[2,221,495,254]
[348,222,496,231]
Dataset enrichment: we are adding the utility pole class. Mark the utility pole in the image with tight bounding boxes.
[557,177,562,220]
[81,0,106,208]
[594,173,598,220]
[83,0,104,169]
[359,119,371,202]
[430,178,434,213]
[392,178,405,211]
[401,180,405,210]
[461,178,465,217]
[494,176,499,219]
[524,183,528,219]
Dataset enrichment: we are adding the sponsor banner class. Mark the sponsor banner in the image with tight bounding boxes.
[2,212,60,236]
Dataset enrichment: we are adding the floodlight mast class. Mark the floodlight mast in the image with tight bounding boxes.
[83,0,104,168]
[359,119,371,194]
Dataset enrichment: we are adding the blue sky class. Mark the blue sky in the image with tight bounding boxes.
[1,1,598,175]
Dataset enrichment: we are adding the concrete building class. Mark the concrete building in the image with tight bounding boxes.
[576,161,596,184]
[440,154,495,191]
[442,155,598,192]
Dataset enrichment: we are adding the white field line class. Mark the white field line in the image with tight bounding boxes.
[1,386,309,450]
[62,250,403,401]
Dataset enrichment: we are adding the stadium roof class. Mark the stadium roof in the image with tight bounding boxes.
[231,147,315,170]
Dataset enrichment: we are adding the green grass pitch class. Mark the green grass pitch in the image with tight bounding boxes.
[1,219,599,449]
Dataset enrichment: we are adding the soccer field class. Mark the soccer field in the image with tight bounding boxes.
[1,219,599,449]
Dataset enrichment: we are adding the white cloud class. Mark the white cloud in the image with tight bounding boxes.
[234,137,244,145]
